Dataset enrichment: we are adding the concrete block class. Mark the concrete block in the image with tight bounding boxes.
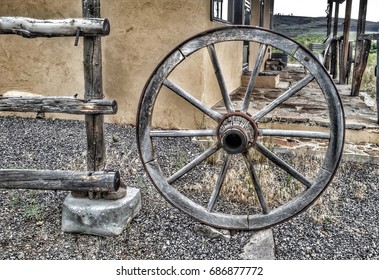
[61,187,141,236]
[241,73,280,88]
[240,229,275,260]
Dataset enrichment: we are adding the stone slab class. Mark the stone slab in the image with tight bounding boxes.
[240,229,275,260]
[61,187,141,236]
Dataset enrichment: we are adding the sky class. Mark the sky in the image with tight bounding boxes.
[274,0,379,22]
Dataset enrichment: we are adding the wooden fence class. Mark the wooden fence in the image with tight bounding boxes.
[0,0,120,195]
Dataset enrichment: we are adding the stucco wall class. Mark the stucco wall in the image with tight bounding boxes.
[0,2,83,120]
[0,0,243,128]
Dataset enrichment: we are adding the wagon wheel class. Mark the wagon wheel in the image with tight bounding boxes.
[137,26,345,230]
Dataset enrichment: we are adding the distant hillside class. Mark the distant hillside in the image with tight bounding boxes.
[273,15,379,38]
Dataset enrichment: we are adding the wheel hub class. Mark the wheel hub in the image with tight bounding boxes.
[218,112,258,154]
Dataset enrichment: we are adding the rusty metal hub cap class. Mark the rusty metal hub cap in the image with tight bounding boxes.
[218,112,258,154]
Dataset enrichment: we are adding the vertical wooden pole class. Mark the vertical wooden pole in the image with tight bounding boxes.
[340,0,352,85]
[259,0,264,27]
[326,0,334,70]
[331,1,339,80]
[377,40,379,124]
[80,0,106,198]
[270,0,275,30]
[351,0,368,96]
[326,0,334,37]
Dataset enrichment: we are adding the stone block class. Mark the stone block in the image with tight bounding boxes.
[241,73,280,88]
[240,229,275,260]
[61,187,141,236]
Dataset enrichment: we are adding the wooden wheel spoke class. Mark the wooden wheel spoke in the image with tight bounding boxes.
[150,129,217,138]
[167,144,220,184]
[207,154,231,212]
[254,142,313,188]
[207,44,234,113]
[259,129,330,139]
[164,79,222,121]
[243,152,270,214]
[252,74,315,121]
[241,43,268,113]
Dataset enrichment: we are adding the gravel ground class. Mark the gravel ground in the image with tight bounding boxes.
[0,116,378,260]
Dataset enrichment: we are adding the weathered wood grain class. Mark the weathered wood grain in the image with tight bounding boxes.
[0,17,110,38]
[81,0,106,199]
[0,96,117,115]
[0,170,120,192]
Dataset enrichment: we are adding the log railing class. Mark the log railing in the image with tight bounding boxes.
[0,96,117,115]
[0,170,120,192]
[0,0,122,194]
[0,17,110,38]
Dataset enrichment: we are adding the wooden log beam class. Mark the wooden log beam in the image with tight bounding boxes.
[0,17,110,38]
[0,170,120,192]
[0,97,117,114]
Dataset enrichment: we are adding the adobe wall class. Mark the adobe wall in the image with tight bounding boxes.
[0,0,243,128]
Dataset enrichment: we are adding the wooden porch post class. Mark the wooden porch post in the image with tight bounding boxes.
[340,0,352,85]
[331,0,340,80]
[377,40,379,124]
[270,0,275,30]
[351,0,369,96]
[326,0,334,37]
[259,0,265,27]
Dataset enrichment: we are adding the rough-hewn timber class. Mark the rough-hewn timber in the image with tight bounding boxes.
[0,17,110,38]
[0,170,120,192]
[0,97,117,115]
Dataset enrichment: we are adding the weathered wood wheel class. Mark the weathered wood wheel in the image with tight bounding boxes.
[137,26,345,230]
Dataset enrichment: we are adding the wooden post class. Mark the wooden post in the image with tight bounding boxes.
[340,0,352,85]
[259,0,264,27]
[331,1,339,80]
[78,0,106,198]
[269,0,275,30]
[351,0,368,96]
[377,39,379,124]
[325,0,334,70]
[326,0,334,37]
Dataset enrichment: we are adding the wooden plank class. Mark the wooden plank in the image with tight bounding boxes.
[0,170,120,192]
[0,17,110,38]
[0,97,117,114]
